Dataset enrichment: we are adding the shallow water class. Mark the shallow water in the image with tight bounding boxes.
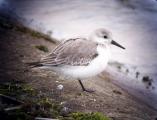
[1,0,157,109]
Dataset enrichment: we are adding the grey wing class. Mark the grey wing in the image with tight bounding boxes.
[40,38,98,66]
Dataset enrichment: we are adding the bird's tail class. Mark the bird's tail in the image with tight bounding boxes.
[26,61,43,68]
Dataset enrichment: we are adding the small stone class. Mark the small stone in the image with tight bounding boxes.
[60,101,66,105]
[142,76,150,82]
[57,84,63,90]
[148,82,152,86]
[152,86,155,90]
[136,71,140,78]
[113,90,122,95]
[60,107,71,116]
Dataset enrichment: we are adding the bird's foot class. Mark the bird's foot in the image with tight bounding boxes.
[78,79,95,93]
[83,88,95,93]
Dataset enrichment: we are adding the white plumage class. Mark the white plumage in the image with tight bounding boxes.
[57,45,110,79]
[30,28,125,92]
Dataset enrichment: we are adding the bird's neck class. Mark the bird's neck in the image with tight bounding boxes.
[97,43,110,49]
[98,43,110,55]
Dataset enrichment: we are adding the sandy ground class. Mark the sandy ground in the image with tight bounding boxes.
[0,22,157,120]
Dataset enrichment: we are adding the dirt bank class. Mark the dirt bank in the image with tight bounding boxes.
[0,18,157,120]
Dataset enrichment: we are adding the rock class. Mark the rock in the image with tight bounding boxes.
[60,107,71,117]
[56,84,63,90]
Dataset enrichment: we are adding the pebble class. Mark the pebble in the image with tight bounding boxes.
[57,84,63,90]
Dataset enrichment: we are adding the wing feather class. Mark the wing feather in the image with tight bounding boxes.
[39,38,98,66]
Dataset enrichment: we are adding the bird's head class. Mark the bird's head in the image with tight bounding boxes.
[90,28,125,49]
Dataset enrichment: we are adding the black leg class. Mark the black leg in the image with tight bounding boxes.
[78,79,86,91]
[78,79,95,93]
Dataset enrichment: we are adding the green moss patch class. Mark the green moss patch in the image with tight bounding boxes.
[35,45,49,52]
[15,26,54,43]
[67,112,111,120]
[0,81,63,119]
[0,16,56,43]
[0,81,111,120]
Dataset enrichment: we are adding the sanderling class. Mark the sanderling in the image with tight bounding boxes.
[29,28,125,92]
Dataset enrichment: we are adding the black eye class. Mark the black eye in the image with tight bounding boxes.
[104,35,108,39]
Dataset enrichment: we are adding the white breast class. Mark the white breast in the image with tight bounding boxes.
[60,45,110,79]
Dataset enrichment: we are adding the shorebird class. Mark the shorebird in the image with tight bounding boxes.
[29,28,125,92]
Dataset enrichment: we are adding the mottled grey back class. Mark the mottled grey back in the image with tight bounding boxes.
[40,38,98,66]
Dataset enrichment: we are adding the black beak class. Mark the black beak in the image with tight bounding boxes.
[111,40,125,49]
